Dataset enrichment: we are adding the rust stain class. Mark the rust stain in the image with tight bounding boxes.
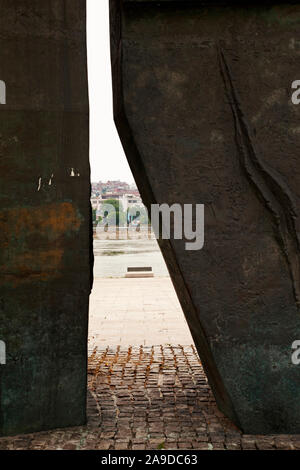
[0,202,81,239]
[0,202,82,284]
[2,249,64,284]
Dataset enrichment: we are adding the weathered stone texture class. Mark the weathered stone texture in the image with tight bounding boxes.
[0,0,90,436]
[110,0,300,433]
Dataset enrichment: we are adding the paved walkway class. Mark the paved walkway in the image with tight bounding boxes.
[89,278,194,347]
[1,346,299,450]
[1,279,298,450]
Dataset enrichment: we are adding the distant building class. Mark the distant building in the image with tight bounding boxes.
[91,180,133,198]
[91,180,144,224]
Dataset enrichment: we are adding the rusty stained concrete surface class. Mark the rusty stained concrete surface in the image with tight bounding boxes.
[0,1,91,436]
[110,1,300,433]
[0,202,83,284]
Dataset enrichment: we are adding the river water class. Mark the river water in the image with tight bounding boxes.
[93,238,169,278]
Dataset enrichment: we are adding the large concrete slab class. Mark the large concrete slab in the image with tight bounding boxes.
[0,0,90,436]
[110,0,300,433]
[89,278,194,347]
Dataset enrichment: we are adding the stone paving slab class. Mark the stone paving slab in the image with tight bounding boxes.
[89,278,194,347]
[0,346,299,450]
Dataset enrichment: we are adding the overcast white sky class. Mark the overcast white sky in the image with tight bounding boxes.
[87,0,134,184]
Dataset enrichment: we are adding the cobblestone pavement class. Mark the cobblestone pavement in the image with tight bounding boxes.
[0,346,299,450]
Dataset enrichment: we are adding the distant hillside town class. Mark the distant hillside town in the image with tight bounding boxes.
[91,180,147,227]
[91,180,139,197]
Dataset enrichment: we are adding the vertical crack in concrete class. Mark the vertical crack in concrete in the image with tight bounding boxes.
[218,46,300,309]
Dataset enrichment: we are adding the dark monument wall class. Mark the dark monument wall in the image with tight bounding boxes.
[110,0,300,433]
[0,0,91,436]
[1,0,300,438]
